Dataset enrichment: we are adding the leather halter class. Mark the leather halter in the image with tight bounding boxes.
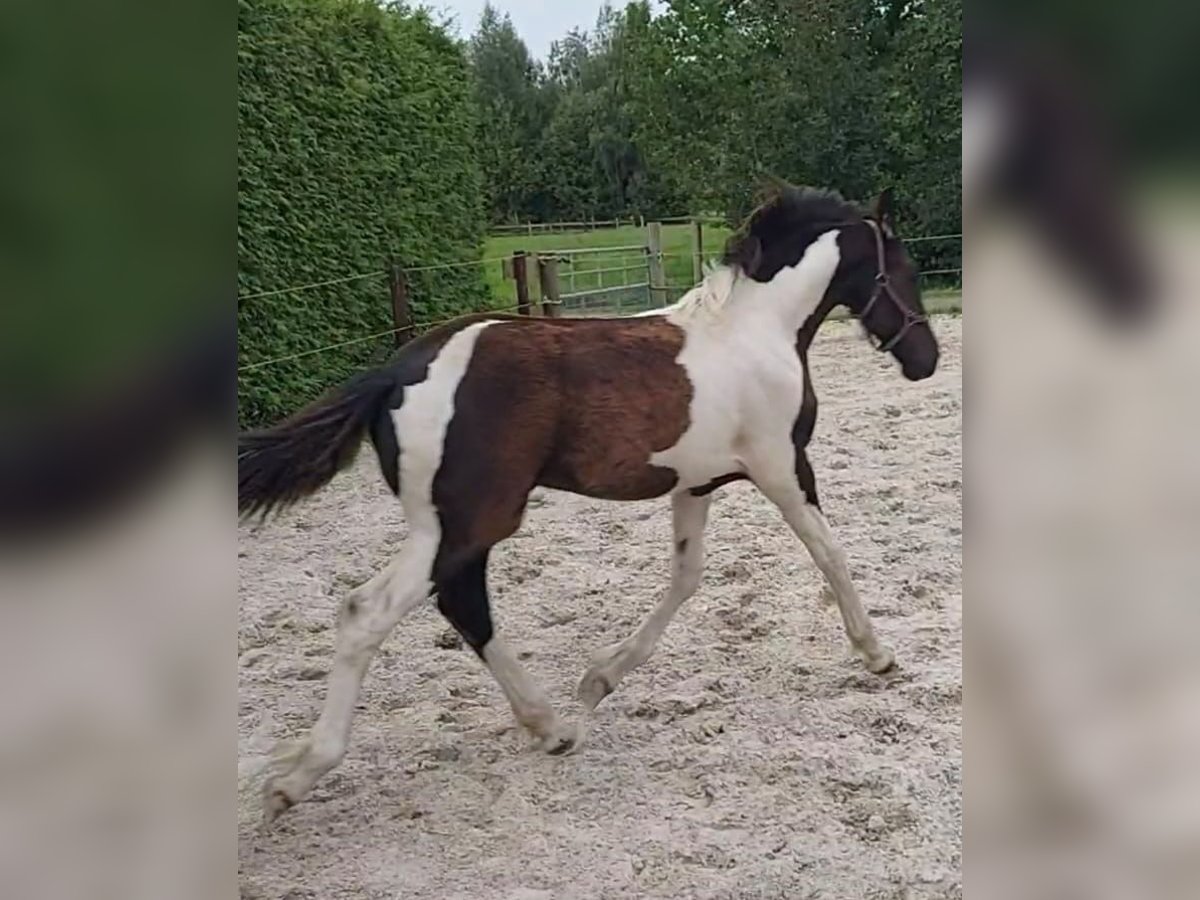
[858,219,927,353]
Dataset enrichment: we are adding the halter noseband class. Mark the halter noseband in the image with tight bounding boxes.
[858,219,927,353]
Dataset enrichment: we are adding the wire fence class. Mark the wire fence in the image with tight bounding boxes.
[239,226,961,372]
[238,232,962,307]
[237,301,525,373]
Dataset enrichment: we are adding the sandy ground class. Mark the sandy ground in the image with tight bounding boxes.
[238,317,962,900]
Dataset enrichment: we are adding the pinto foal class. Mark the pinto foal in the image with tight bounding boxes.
[239,185,939,821]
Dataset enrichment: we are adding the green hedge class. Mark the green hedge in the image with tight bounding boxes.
[238,0,488,426]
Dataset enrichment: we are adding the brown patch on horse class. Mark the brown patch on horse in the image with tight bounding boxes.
[538,318,691,499]
[431,317,691,576]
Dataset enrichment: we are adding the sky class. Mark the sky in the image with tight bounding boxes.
[430,0,661,61]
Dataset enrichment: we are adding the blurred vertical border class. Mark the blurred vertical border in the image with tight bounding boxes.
[969,2,1200,898]
[0,2,231,899]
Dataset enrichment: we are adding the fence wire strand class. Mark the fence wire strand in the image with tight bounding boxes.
[903,233,962,243]
[399,255,511,274]
[238,303,523,373]
[237,256,516,303]
[238,269,387,301]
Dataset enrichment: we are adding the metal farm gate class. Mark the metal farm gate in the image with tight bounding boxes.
[503,221,711,317]
[550,243,653,315]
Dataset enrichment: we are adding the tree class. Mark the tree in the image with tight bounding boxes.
[467,4,550,222]
[877,0,962,241]
[465,0,959,241]
[622,0,960,243]
[465,2,688,224]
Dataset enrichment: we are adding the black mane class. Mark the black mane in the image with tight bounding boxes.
[755,185,863,230]
[723,183,865,279]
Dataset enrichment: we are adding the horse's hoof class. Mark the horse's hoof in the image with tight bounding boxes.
[545,734,575,755]
[536,720,581,756]
[577,669,614,711]
[865,646,896,674]
[262,786,295,825]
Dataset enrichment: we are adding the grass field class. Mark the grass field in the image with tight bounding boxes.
[479,222,961,317]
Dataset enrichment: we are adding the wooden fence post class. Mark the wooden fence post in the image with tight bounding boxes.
[389,261,411,348]
[691,219,704,284]
[646,221,665,306]
[513,250,531,315]
[538,255,560,317]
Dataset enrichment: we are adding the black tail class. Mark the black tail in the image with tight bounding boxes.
[238,371,398,519]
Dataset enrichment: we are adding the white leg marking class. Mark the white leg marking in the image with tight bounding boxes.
[482,636,577,754]
[579,492,712,711]
[263,536,437,821]
[758,478,893,673]
[264,322,498,823]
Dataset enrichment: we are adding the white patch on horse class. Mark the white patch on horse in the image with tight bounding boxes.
[392,319,498,535]
[648,230,841,490]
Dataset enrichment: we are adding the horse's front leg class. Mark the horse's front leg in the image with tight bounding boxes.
[577,491,712,712]
[753,452,895,674]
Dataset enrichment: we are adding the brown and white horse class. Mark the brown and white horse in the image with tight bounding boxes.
[239,184,939,821]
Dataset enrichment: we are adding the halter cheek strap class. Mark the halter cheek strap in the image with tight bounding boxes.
[860,219,927,353]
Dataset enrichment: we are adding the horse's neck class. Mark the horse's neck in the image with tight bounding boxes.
[726,229,842,341]
[726,277,838,354]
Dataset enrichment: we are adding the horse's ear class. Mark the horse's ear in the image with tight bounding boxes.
[870,187,896,229]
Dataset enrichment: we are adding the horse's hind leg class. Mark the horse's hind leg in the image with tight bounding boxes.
[263,530,438,822]
[437,549,576,754]
[578,492,712,712]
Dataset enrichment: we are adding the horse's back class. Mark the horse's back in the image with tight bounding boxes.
[417,315,693,501]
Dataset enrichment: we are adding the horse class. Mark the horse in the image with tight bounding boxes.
[238,183,940,822]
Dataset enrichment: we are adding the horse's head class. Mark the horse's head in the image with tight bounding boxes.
[723,182,939,382]
[833,188,940,381]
